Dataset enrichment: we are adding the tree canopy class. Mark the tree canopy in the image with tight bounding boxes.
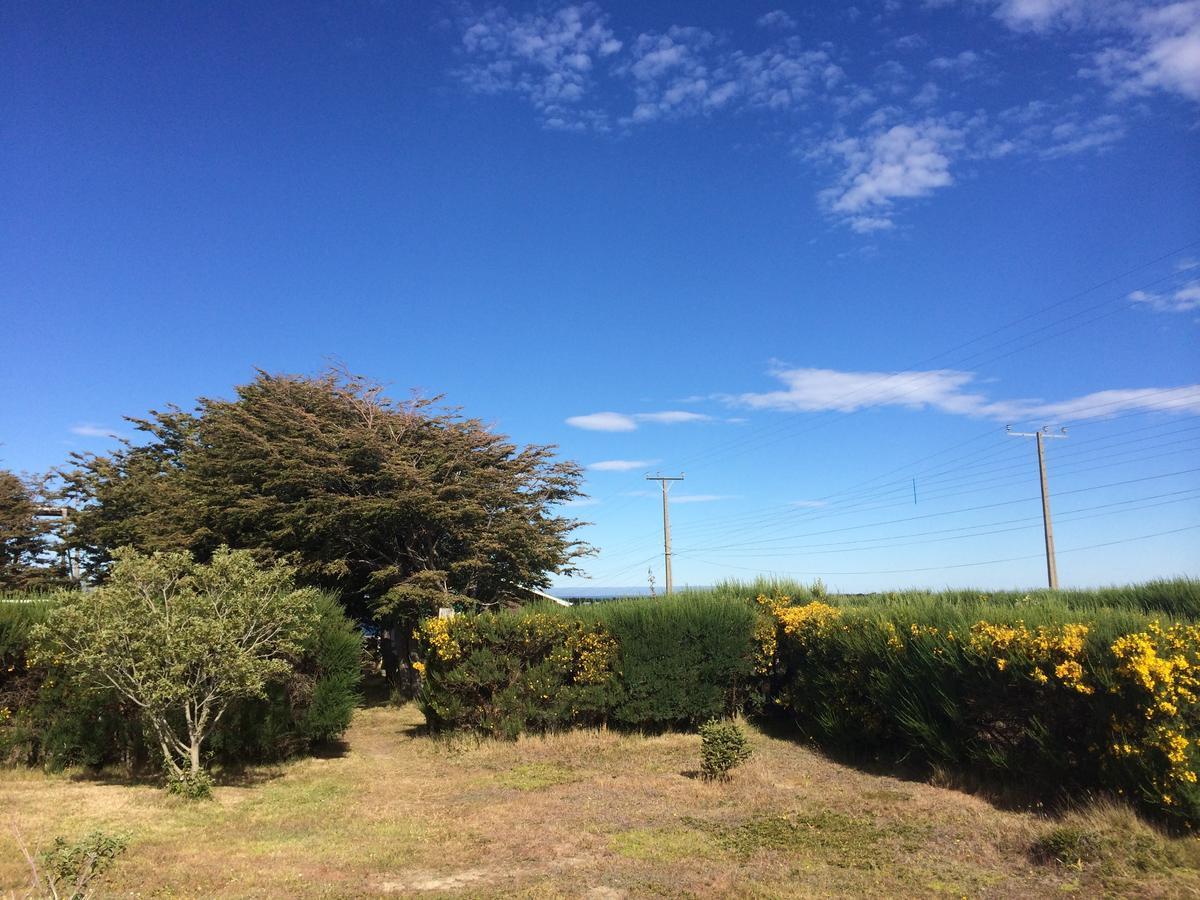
[60,369,591,624]
[0,469,65,591]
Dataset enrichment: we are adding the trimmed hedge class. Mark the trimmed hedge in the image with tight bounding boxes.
[1,591,362,771]
[416,594,760,736]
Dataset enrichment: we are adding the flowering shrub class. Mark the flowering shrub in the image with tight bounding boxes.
[416,612,620,738]
[758,593,1200,827]
[1106,622,1200,820]
[418,595,761,734]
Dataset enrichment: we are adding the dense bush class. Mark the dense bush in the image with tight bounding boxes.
[416,612,618,738]
[759,592,1200,827]
[417,594,760,735]
[574,595,760,728]
[699,718,752,781]
[416,579,1200,827]
[1,589,362,772]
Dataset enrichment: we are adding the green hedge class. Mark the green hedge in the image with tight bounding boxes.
[761,594,1200,828]
[416,594,760,736]
[1,591,363,770]
[414,580,1200,828]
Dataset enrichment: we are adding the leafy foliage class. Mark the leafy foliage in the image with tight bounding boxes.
[0,471,66,591]
[758,591,1200,826]
[417,612,619,739]
[698,719,752,781]
[573,595,761,728]
[417,595,760,735]
[17,829,127,900]
[59,369,591,629]
[31,547,319,784]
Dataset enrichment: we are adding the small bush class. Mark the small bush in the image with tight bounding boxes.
[699,719,752,781]
[165,768,214,800]
[19,829,128,900]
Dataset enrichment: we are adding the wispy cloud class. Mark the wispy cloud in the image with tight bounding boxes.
[453,3,1191,233]
[817,119,963,232]
[566,411,637,431]
[587,458,660,471]
[567,410,712,431]
[984,0,1200,102]
[757,10,798,31]
[70,423,124,439]
[672,494,737,504]
[1130,280,1200,313]
[724,363,1200,421]
[455,2,622,131]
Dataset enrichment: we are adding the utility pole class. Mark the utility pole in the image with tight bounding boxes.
[645,474,684,595]
[1007,426,1067,589]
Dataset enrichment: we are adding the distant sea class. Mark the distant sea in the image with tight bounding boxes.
[551,586,712,600]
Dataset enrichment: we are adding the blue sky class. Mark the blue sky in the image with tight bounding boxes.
[2,0,1198,591]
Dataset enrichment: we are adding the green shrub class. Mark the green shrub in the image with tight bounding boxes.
[698,719,752,781]
[572,594,761,728]
[23,829,128,900]
[760,593,1200,827]
[208,591,363,761]
[416,595,760,736]
[416,612,618,738]
[165,768,214,800]
[3,589,361,773]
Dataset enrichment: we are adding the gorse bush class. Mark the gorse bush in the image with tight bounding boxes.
[417,611,619,738]
[699,719,752,781]
[757,592,1200,827]
[417,578,1200,827]
[416,594,760,736]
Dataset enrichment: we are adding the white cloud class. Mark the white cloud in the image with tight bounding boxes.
[725,364,1200,421]
[566,411,637,431]
[818,119,963,231]
[672,494,737,503]
[70,423,123,439]
[587,458,660,471]
[567,410,712,431]
[456,3,622,130]
[927,49,987,76]
[635,410,711,425]
[1087,3,1200,101]
[757,10,797,30]
[982,0,1200,102]
[1130,280,1200,313]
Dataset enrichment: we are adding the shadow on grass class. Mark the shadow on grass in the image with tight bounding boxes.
[752,711,1067,817]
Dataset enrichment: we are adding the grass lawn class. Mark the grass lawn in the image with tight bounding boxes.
[2,703,1198,898]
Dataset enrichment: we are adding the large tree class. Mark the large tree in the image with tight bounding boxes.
[0,469,66,591]
[60,369,591,628]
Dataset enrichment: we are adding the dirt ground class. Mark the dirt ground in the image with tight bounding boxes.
[2,703,1198,898]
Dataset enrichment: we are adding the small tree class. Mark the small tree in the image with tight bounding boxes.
[699,719,752,781]
[32,547,318,794]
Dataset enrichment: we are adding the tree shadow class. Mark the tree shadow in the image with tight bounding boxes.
[752,712,1069,817]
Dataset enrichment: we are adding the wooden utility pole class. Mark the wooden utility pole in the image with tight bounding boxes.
[645,474,684,595]
[1007,426,1067,589]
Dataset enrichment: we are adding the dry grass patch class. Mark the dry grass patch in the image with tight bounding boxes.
[2,703,1199,897]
